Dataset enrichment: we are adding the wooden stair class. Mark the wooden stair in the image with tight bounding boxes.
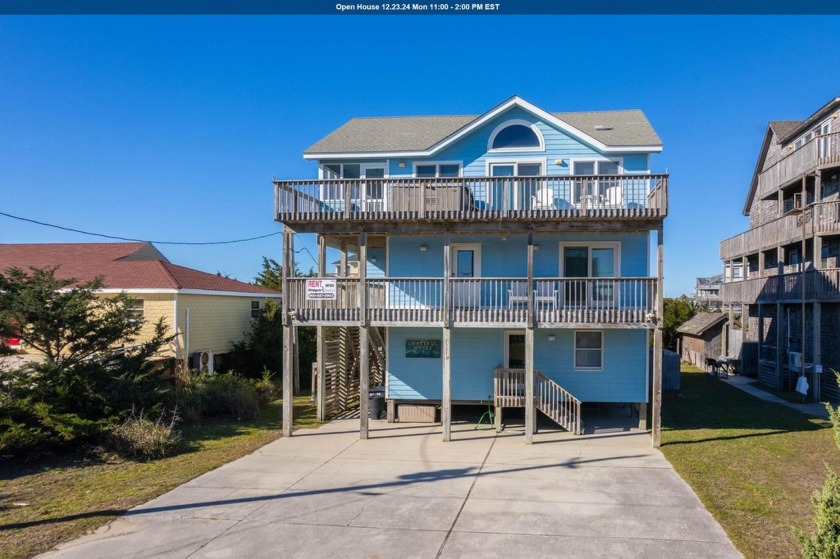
[494,368,583,435]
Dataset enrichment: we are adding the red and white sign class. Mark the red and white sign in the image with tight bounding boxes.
[305,279,337,300]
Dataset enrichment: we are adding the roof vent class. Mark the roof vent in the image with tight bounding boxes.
[593,124,613,131]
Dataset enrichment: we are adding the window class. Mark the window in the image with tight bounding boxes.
[489,161,544,210]
[414,162,461,178]
[251,300,262,319]
[488,120,544,152]
[127,299,144,322]
[571,160,621,204]
[574,331,603,370]
[561,242,619,306]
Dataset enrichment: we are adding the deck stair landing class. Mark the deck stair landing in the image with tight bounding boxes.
[494,368,583,434]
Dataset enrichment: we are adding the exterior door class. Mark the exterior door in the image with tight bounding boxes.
[361,165,386,211]
[505,331,526,368]
[490,162,542,210]
[451,244,481,308]
[562,245,617,306]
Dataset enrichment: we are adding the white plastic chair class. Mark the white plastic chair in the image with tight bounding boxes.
[530,186,555,210]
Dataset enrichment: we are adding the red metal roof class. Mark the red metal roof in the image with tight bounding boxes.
[0,242,280,295]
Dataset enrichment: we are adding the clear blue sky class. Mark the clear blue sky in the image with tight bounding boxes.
[1,15,839,296]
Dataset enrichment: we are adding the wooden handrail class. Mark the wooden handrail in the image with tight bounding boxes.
[493,368,582,435]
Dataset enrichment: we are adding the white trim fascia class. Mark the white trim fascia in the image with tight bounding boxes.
[487,118,545,153]
[302,97,662,160]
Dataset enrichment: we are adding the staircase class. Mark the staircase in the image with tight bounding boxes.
[494,368,583,435]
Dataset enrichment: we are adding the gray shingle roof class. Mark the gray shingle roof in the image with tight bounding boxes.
[769,120,802,141]
[304,108,661,155]
[677,312,727,336]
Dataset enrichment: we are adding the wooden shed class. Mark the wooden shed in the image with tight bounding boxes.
[678,313,728,370]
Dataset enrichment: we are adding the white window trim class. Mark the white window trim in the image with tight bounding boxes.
[486,158,547,210]
[559,241,621,277]
[487,119,546,153]
[573,330,604,371]
[503,330,526,369]
[411,161,463,177]
[567,157,625,175]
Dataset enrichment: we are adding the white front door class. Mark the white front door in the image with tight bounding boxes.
[451,243,481,308]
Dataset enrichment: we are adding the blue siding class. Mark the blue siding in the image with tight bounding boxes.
[387,327,648,403]
[389,234,649,278]
[323,107,652,179]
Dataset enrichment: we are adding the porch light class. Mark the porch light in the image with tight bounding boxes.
[399,161,407,168]
[420,244,428,252]
[533,244,540,251]
[548,334,556,342]
[554,158,564,165]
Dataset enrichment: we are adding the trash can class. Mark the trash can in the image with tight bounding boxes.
[368,385,386,420]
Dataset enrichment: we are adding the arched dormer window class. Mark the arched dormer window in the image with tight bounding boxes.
[488,120,544,152]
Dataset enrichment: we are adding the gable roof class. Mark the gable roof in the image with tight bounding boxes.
[0,242,280,295]
[304,96,662,159]
[676,312,727,336]
[743,97,840,215]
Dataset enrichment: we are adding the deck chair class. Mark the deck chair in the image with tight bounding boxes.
[534,282,557,311]
[530,186,555,210]
[508,282,528,308]
[606,185,623,208]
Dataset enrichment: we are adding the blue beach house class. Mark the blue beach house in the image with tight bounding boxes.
[274,96,668,445]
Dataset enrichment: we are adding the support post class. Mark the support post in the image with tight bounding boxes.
[775,302,784,389]
[316,235,327,421]
[387,399,396,423]
[814,302,822,401]
[652,225,664,448]
[281,228,294,437]
[638,402,648,430]
[525,328,535,445]
[527,231,535,329]
[443,233,451,328]
[442,327,452,442]
[358,232,369,439]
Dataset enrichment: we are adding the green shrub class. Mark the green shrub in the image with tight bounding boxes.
[252,369,279,403]
[799,370,840,557]
[0,396,103,456]
[173,370,260,421]
[107,409,181,460]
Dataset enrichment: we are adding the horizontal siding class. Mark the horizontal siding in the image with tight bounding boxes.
[387,326,648,403]
[389,234,649,278]
[319,106,651,178]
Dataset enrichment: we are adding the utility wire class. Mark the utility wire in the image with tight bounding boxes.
[0,211,282,246]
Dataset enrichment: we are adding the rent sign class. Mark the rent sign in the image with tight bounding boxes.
[305,279,337,300]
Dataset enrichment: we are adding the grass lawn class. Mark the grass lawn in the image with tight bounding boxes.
[0,394,322,559]
[661,365,840,558]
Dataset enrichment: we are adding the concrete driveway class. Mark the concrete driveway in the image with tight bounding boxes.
[40,416,741,558]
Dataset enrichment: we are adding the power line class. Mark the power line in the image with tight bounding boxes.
[0,211,282,246]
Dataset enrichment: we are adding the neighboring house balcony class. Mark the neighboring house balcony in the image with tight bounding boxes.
[757,131,840,199]
[274,174,668,233]
[286,276,657,328]
[719,267,840,305]
[720,200,840,260]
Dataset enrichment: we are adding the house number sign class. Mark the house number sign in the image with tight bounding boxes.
[405,339,442,358]
[305,279,337,300]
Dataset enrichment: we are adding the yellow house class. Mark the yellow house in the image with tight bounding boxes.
[0,242,281,370]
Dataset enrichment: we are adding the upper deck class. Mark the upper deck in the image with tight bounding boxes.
[274,173,668,234]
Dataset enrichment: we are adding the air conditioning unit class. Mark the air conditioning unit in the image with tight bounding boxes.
[191,350,214,373]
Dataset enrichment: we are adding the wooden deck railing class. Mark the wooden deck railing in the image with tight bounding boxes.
[757,131,840,199]
[274,174,669,224]
[287,277,657,327]
[720,268,840,304]
[721,200,840,260]
[493,368,583,434]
